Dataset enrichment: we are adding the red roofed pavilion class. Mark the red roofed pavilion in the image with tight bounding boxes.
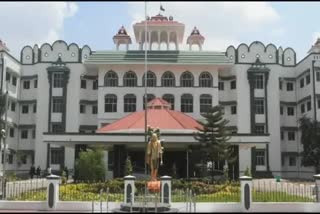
[97,98,202,133]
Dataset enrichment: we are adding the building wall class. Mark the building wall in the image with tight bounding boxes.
[0,39,319,179]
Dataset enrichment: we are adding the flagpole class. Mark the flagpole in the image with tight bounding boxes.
[144,1,148,176]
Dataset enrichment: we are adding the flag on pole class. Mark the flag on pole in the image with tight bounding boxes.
[160,4,165,11]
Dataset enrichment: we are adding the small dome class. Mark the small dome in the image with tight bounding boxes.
[117,26,128,35]
[190,27,200,35]
[0,39,9,52]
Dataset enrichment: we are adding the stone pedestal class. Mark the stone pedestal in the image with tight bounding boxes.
[124,175,135,204]
[160,176,172,204]
[46,174,61,211]
[240,176,252,212]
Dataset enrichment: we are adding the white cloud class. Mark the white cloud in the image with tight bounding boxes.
[0,2,78,58]
[126,2,281,51]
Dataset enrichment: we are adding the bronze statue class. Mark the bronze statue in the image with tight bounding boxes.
[146,133,163,181]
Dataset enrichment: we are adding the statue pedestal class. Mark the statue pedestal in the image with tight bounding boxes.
[147,181,161,193]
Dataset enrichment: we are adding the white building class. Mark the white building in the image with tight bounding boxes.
[1,14,319,179]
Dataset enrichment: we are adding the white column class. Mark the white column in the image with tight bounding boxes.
[189,44,192,51]
[158,31,161,50]
[314,174,320,202]
[64,146,74,175]
[160,176,172,204]
[116,43,119,51]
[126,44,129,51]
[167,32,170,50]
[46,174,61,211]
[148,31,151,50]
[239,145,252,177]
[124,175,136,204]
[240,176,252,212]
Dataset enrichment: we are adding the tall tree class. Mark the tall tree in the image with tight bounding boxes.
[298,116,320,173]
[194,105,237,182]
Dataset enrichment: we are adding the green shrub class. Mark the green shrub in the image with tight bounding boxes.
[75,146,106,181]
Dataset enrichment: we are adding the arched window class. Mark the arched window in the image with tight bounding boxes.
[162,94,175,110]
[124,94,136,112]
[180,71,194,87]
[199,72,212,87]
[143,94,156,110]
[161,71,175,87]
[104,70,118,86]
[142,71,157,87]
[181,94,193,112]
[200,94,212,113]
[104,94,117,112]
[123,71,137,87]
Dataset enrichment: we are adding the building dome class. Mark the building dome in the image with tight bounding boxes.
[187,27,205,51]
[113,26,132,50]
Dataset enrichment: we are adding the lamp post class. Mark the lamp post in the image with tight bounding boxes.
[144,1,148,176]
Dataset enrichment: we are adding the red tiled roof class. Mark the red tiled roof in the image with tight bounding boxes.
[97,98,202,133]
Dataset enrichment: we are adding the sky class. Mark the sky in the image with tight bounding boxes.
[1,1,320,61]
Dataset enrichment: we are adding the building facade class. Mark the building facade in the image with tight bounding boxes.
[1,14,320,179]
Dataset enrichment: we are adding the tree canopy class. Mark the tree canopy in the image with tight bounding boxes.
[298,116,320,173]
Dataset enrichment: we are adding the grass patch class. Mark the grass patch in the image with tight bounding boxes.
[253,190,314,202]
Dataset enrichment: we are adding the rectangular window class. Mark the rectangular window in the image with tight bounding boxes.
[281,131,284,140]
[52,124,64,133]
[289,156,296,166]
[286,82,293,91]
[318,100,320,109]
[52,98,63,113]
[254,99,264,114]
[288,131,295,141]
[21,155,27,164]
[53,73,64,88]
[10,128,14,138]
[254,75,264,89]
[230,80,236,90]
[80,104,86,113]
[12,76,17,86]
[92,105,98,114]
[22,105,29,114]
[280,106,283,115]
[255,125,265,134]
[256,150,265,166]
[23,80,30,89]
[301,104,305,113]
[34,79,38,88]
[306,74,310,85]
[32,129,36,139]
[307,101,311,111]
[11,102,15,112]
[81,79,87,89]
[317,72,320,81]
[300,78,304,88]
[21,130,28,139]
[279,81,282,90]
[218,82,224,90]
[93,80,98,90]
[51,148,63,165]
[8,154,13,164]
[33,104,37,113]
[231,105,237,115]
[281,155,285,166]
[6,72,10,81]
[287,107,294,116]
